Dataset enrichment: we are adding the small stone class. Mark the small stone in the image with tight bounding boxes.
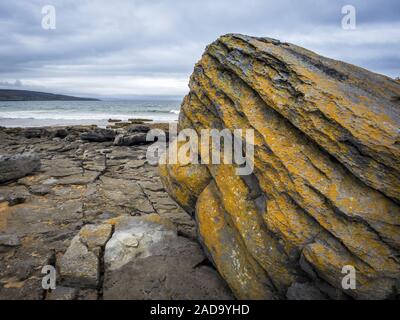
[7,193,26,206]
[29,184,51,196]
[120,234,139,247]
[0,234,21,247]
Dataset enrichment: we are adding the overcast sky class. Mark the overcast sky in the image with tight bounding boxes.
[0,0,399,99]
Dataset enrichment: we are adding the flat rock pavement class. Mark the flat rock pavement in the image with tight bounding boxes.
[0,126,233,300]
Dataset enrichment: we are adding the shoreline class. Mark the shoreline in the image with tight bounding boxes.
[0,99,181,128]
[0,118,179,128]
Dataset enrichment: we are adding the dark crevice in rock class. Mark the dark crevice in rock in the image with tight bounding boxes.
[285,46,349,81]
[298,250,351,300]
[193,257,216,270]
[137,181,158,215]
[97,224,114,300]
[41,249,57,300]
[92,154,108,183]
[176,229,195,240]
[307,181,400,255]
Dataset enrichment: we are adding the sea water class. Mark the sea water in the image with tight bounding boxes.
[0,100,180,127]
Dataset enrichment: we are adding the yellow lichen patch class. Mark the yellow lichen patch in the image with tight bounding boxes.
[209,164,298,292]
[158,136,212,213]
[264,196,320,257]
[166,141,211,197]
[107,214,177,233]
[196,182,275,299]
[0,202,11,231]
[159,162,194,212]
[79,224,113,249]
[142,213,177,232]
[1,277,26,289]
[105,217,120,226]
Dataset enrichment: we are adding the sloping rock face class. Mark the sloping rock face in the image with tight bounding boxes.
[159,34,400,300]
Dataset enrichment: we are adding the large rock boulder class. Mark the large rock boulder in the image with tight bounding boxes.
[0,153,41,184]
[159,34,400,300]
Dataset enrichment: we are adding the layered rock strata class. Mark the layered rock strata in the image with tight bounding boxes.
[159,34,400,300]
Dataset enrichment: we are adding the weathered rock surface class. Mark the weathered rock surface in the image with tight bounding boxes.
[23,128,49,139]
[6,193,26,206]
[45,286,78,300]
[80,128,116,142]
[114,133,147,146]
[0,153,41,184]
[0,234,20,249]
[103,214,233,299]
[58,235,100,288]
[127,124,151,133]
[0,124,230,299]
[286,282,327,300]
[159,34,400,300]
[59,224,112,288]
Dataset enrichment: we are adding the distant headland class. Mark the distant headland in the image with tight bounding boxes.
[0,89,100,101]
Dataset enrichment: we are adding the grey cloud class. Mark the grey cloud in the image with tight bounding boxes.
[0,0,398,97]
[0,79,22,87]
